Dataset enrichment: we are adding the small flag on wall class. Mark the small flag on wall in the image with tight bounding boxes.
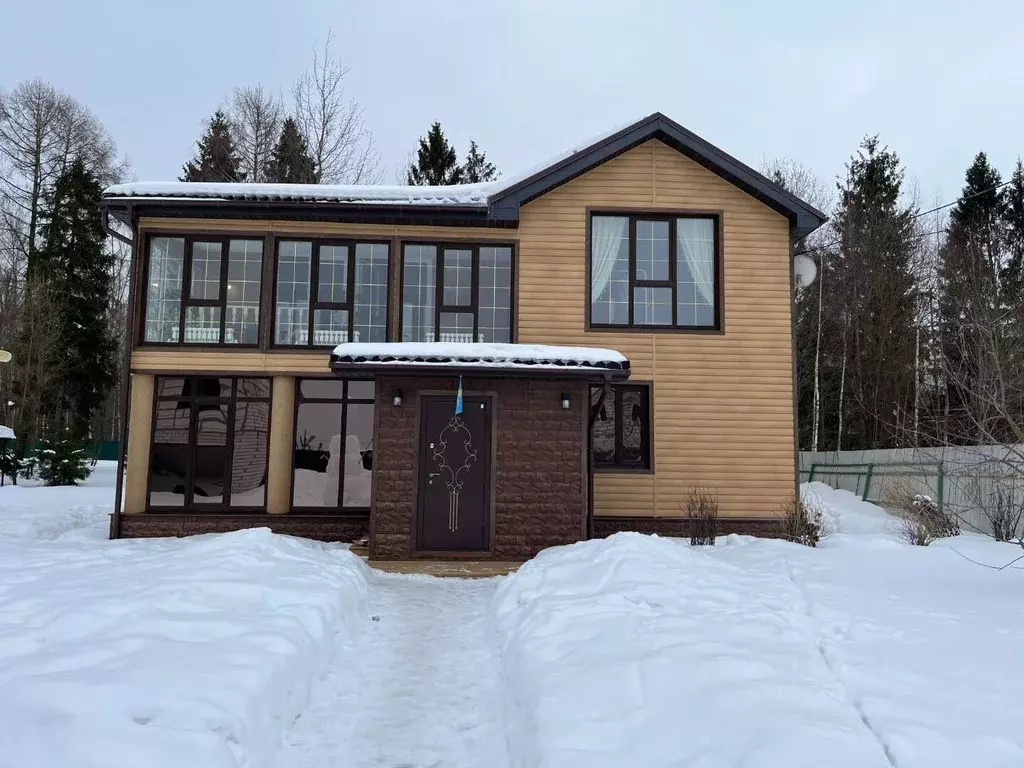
[455,375,464,415]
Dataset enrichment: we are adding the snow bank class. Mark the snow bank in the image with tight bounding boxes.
[801,480,894,535]
[491,533,892,768]
[0,460,117,541]
[0,528,370,768]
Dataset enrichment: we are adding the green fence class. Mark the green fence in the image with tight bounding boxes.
[804,460,946,508]
[5,440,120,462]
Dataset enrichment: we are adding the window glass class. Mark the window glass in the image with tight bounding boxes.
[231,401,269,507]
[439,311,474,342]
[590,384,651,470]
[148,398,189,507]
[636,220,670,281]
[633,287,673,325]
[590,216,629,325]
[353,243,388,343]
[479,247,512,343]
[275,241,312,344]
[226,240,262,345]
[144,237,185,343]
[402,245,437,342]
[184,305,221,343]
[293,380,376,509]
[676,218,716,328]
[312,308,350,345]
[192,404,229,504]
[317,244,348,303]
[190,241,222,300]
[443,248,473,306]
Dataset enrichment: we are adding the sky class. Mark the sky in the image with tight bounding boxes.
[3,0,1023,209]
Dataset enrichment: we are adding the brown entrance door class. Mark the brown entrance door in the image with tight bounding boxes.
[417,394,491,551]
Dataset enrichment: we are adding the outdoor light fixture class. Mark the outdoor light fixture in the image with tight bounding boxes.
[560,392,572,410]
[392,389,403,407]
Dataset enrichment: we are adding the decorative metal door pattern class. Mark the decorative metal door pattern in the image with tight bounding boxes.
[418,395,491,551]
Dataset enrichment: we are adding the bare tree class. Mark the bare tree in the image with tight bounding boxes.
[292,32,382,184]
[229,85,282,183]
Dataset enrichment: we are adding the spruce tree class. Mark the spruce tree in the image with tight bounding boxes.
[180,110,245,182]
[1001,159,1024,303]
[831,136,919,449]
[406,122,463,185]
[265,117,317,184]
[36,158,117,439]
[463,140,497,183]
[36,429,92,486]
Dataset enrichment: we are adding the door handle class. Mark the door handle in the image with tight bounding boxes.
[428,472,440,478]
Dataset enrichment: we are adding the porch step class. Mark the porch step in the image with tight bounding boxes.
[363,559,522,578]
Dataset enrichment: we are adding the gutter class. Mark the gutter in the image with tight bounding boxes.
[103,202,135,539]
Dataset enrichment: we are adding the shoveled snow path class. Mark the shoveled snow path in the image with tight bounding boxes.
[278,572,510,768]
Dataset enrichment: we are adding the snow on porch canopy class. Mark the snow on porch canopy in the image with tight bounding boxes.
[329,342,630,380]
[0,425,13,440]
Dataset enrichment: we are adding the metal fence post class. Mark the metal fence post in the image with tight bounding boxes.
[808,463,817,482]
[863,463,875,502]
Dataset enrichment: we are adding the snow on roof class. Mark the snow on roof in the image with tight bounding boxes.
[100,118,636,206]
[331,342,629,371]
[0,425,14,440]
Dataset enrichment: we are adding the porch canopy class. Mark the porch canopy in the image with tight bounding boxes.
[330,342,630,381]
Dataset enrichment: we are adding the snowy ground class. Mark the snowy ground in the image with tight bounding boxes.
[1,471,1022,767]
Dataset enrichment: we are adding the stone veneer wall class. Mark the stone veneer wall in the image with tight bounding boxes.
[372,376,587,559]
[117,514,368,541]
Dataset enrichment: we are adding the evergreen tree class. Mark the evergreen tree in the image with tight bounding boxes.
[265,117,317,184]
[180,110,245,182]
[35,430,92,486]
[1002,159,1024,303]
[36,158,117,439]
[937,153,1006,439]
[830,136,919,449]
[463,140,497,183]
[406,122,463,185]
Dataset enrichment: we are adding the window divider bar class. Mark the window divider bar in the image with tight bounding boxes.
[669,218,678,327]
[627,217,636,327]
[471,245,480,341]
[218,238,229,343]
[179,236,193,344]
[346,242,357,341]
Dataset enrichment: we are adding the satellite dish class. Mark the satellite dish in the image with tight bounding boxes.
[793,254,818,290]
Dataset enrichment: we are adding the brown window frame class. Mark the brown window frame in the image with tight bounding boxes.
[586,210,722,332]
[590,382,653,472]
[290,378,377,515]
[138,233,265,348]
[398,241,517,343]
[147,376,272,512]
[272,238,391,348]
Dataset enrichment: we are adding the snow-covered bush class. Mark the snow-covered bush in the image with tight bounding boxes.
[683,485,719,545]
[35,434,93,486]
[774,495,826,546]
[883,478,960,545]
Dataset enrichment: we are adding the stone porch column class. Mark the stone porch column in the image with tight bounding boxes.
[266,375,295,513]
[123,373,154,514]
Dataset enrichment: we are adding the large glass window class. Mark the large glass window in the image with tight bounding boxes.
[148,377,271,508]
[142,236,263,345]
[401,243,513,343]
[590,383,651,470]
[292,379,376,511]
[589,214,718,329]
[274,240,389,346]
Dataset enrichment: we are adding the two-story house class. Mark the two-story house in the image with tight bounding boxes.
[100,113,825,560]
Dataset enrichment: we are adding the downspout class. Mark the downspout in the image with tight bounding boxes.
[103,204,136,539]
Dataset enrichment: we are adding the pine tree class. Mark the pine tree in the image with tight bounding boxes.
[35,430,92,486]
[36,158,117,439]
[463,140,497,183]
[406,122,463,185]
[265,117,317,184]
[1002,159,1024,303]
[830,136,919,449]
[180,110,245,182]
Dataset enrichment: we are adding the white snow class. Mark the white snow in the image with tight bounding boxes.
[491,490,1024,768]
[0,425,13,439]
[0,468,371,768]
[332,341,628,368]
[3,470,1024,767]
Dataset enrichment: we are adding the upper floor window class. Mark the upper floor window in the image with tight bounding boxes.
[401,243,513,343]
[143,236,263,345]
[274,240,389,347]
[589,213,719,330]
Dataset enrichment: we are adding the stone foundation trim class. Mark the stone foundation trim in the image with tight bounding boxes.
[116,513,369,542]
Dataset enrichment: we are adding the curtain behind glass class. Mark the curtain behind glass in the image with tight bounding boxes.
[677,219,715,307]
[590,216,628,323]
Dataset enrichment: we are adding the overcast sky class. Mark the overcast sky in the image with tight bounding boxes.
[4,0,1022,207]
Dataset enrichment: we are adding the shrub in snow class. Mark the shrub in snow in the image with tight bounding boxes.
[35,433,93,486]
[683,485,719,545]
[774,495,825,547]
[982,488,1024,543]
[883,478,960,545]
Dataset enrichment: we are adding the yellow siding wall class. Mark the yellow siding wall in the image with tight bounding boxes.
[518,140,796,518]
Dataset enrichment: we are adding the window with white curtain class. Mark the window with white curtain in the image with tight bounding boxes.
[589,213,718,329]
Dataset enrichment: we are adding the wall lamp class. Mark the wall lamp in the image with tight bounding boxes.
[560,392,572,410]
[391,389,403,407]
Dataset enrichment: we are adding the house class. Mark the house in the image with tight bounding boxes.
[100,113,826,560]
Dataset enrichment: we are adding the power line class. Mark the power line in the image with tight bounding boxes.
[795,178,1014,256]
